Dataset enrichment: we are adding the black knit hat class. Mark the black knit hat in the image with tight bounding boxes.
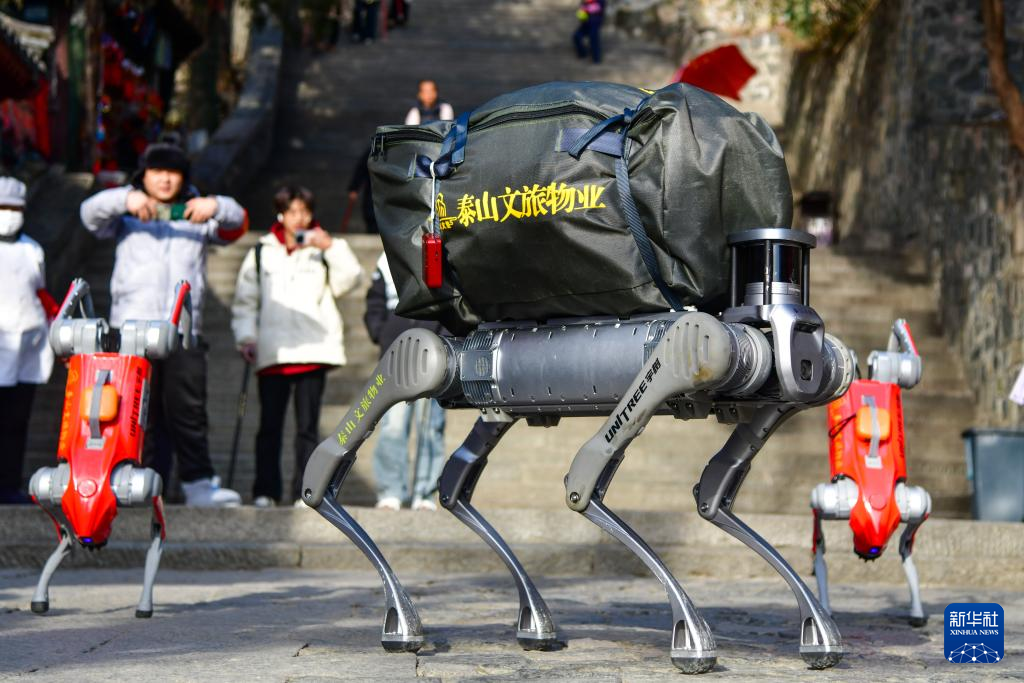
[140,142,190,178]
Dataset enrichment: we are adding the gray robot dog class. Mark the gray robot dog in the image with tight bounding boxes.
[301,229,855,673]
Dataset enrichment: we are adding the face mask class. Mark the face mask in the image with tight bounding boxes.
[0,209,23,237]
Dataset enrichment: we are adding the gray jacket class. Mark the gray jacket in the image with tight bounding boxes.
[80,185,248,334]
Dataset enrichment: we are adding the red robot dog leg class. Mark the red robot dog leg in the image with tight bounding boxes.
[811,510,830,615]
[28,494,72,614]
[135,494,167,618]
[896,483,931,626]
[809,477,858,616]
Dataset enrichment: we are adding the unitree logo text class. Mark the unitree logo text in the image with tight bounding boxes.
[604,358,662,443]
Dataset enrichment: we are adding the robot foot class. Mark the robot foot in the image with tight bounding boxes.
[800,648,844,670]
[318,492,424,654]
[583,499,717,674]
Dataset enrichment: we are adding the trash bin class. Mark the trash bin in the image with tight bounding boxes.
[962,428,1024,522]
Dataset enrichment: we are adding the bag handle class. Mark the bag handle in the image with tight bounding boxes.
[568,101,684,311]
[415,110,470,180]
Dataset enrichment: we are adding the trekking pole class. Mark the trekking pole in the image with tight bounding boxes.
[339,196,355,233]
[227,361,251,489]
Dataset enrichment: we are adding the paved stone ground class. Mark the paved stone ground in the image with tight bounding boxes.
[1,569,1021,681]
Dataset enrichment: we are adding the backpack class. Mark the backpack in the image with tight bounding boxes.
[368,81,792,334]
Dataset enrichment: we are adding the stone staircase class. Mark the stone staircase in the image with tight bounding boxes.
[20,0,973,520]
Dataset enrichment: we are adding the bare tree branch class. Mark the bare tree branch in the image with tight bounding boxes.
[983,0,1024,155]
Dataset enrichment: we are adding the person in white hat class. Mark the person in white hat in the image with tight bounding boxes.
[0,176,56,504]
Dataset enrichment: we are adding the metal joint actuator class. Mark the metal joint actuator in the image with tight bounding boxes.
[302,229,855,672]
[28,278,193,618]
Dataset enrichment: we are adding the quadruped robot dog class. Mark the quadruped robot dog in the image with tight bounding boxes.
[811,319,931,626]
[28,278,193,617]
[301,229,856,673]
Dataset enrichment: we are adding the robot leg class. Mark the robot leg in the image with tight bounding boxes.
[437,418,559,650]
[695,405,843,669]
[31,525,72,614]
[811,510,830,615]
[136,495,166,618]
[897,483,931,627]
[565,313,739,674]
[301,329,456,653]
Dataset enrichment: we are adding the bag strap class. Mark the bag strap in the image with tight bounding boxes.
[568,104,684,311]
[414,110,470,180]
[613,151,682,311]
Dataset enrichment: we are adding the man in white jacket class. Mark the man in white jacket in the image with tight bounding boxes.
[232,186,363,506]
[80,142,247,507]
[0,177,55,504]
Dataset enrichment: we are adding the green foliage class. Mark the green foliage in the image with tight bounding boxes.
[762,0,879,51]
[238,0,339,43]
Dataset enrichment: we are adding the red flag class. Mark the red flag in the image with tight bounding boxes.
[673,44,757,101]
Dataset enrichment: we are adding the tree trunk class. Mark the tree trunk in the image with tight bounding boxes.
[982,0,1024,156]
[82,0,102,170]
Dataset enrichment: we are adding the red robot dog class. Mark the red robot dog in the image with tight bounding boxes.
[28,278,193,617]
[810,319,931,626]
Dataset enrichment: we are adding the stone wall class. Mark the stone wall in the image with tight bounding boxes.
[616,0,792,126]
[782,0,1024,426]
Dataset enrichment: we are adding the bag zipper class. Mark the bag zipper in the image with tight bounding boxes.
[373,102,656,159]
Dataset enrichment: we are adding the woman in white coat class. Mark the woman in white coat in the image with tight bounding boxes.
[231,186,363,506]
[0,177,55,504]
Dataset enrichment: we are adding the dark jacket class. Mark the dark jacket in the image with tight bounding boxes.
[364,267,445,357]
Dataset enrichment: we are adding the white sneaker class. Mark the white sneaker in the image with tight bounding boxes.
[411,498,437,511]
[293,498,307,508]
[253,496,276,508]
[375,496,401,511]
[182,476,242,508]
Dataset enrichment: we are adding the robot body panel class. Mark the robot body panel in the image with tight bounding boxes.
[58,353,151,547]
[828,379,906,559]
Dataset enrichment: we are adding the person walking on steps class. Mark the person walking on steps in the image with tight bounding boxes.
[573,0,605,64]
[365,253,446,511]
[231,186,363,508]
[79,142,247,507]
[404,79,455,125]
[352,0,380,43]
[0,177,57,504]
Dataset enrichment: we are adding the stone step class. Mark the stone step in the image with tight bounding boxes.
[2,506,1017,588]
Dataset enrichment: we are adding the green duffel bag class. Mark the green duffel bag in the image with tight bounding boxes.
[368,80,792,335]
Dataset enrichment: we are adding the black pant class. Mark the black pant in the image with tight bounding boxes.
[573,16,603,63]
[142,343,216,485]
[0,383,37,491]
[254,369,326,502]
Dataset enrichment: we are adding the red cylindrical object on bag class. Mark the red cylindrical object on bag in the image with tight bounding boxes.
[423,233,443,289]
